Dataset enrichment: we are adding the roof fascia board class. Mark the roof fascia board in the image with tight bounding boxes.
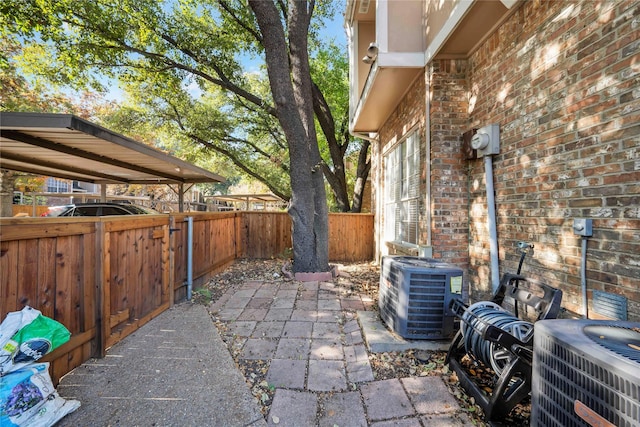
[68,115,225,181]
[0,112,75,129]
[345,0,356,25]
[0,163,115,184]
[0,151,129,183]
[350,61,380,133]
[377,52,425,68]
[3,130,183,183]
[1,112,224,183]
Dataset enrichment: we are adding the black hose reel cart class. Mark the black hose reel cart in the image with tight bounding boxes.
[446,273,563,422]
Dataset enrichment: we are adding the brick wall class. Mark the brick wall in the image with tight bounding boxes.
[465,0,640,318]
[375,0,639,320]
[429,59,471,268]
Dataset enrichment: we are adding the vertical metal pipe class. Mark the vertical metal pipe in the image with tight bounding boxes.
[186,216,193,300]
[484,155,500,293]
[581,237,588,318]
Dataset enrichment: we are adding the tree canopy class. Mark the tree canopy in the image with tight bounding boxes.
[2,0,370,271]
[1,0,369,213]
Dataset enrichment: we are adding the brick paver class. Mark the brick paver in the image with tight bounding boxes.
[267,389,317,427]
[282,320,312,338]
[264,308,293,321]
[226,320,256,337]
[307,359,347,391]
[361,379,416,421]
[267,359,306,389]
[345,344,375,383]
[240,338,277,359]
[402,377,461,414]
[238,308,268,321]
[252,321,285,338]
[214,277,474,426]
[275,338,310,359]
[310,338,343,360]
[318,391,367,427]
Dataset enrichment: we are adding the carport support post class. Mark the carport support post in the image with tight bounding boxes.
[178,183,184,212]
[100,184,107,202]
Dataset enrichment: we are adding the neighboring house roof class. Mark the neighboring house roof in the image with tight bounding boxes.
[0,112,225,185]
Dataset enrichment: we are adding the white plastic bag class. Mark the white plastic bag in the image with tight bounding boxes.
[0,362,80,426]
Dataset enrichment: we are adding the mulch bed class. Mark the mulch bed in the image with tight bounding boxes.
[193,258,530,426]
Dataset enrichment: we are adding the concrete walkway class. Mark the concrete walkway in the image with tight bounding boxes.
[56,304,266,427]
[55,277,474,426]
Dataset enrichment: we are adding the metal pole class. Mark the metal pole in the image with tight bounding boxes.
[485,155,500,293]
[185,216,193,300]
[581,237,588,318]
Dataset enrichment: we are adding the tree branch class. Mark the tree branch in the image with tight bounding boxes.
[216,0,263,43]
[187,132,290,200]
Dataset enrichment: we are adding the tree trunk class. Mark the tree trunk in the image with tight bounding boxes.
[249,0,329,273]
[351,140,371,213]
[0,169,17,217]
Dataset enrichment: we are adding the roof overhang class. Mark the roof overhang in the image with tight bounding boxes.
[0,112,225,185]
[349,0,518,133]
[351,62,423,134]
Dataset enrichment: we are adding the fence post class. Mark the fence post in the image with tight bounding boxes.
[168,215,175,307]
[95,220,108,358]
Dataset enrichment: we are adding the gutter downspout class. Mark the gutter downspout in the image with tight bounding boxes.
[185,216,193,300]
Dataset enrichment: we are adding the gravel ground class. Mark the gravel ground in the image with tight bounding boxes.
[193,258,530,426]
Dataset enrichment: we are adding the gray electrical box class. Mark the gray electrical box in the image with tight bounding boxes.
[471,124,500,156]
[573,218,593,236]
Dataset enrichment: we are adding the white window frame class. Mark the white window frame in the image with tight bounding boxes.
[384,130,421,246]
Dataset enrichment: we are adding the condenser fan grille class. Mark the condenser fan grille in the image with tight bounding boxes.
[584,325,640,363]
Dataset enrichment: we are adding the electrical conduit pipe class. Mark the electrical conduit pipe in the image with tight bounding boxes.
[581,237,588,318]
[485,155,500,293]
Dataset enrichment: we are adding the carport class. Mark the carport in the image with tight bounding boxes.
[204,193,286,211]
[0,112,225,212]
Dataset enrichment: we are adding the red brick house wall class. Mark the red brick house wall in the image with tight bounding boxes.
[429,60,471,269]
[374,0,639,320]
[465,0,639,317]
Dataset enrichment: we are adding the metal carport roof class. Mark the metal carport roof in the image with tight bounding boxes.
[0,112,225,185]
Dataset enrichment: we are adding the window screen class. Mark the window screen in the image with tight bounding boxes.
[384,131,421,245]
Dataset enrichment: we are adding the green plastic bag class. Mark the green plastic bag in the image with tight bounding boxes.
[0,307,71,375]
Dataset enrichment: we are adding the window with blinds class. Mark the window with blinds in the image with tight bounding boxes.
[384,131,421,245]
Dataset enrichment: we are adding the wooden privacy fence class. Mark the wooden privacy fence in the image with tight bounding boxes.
[0,212,373,383]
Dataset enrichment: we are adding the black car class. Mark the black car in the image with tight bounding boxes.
[42,202,160,217]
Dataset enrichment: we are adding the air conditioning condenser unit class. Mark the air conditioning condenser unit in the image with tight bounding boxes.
[532,319,640,427]
[379,256,463,339]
